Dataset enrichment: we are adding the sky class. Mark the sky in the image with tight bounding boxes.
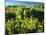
[5,0,43,6]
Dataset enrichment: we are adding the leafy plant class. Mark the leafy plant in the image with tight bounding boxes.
[5,4,44,35]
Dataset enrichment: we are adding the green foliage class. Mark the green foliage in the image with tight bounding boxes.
[5,4,44,35]
[5,16,44,34]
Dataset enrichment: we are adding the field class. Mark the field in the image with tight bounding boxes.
[5,4,44,35]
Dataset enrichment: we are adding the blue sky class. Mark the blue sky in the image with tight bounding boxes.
[5,0,43,6]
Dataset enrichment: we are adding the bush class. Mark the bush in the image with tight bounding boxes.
[5,5,44,35]
[5,16,44,35]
